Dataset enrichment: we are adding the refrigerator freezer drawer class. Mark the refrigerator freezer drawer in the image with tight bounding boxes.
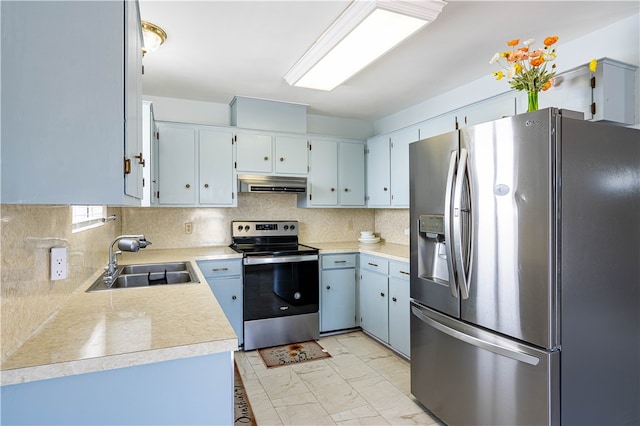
[410,302,559,426]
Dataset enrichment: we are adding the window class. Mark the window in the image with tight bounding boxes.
[71,205,105,233]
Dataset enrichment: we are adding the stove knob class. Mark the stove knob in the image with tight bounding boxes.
[237,225,243,231]
[293,292,302,300]
[283,225,289,230]
[244,225,250,231]
[290,225,296,230]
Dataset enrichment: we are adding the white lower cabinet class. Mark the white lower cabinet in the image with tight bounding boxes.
[359,254,410,357]
[197,259,243,346]
[320,254,357,332]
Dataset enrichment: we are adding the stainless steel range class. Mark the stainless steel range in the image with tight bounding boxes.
[230,220,319,351]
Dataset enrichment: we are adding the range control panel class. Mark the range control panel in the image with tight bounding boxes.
[232,221,299,237]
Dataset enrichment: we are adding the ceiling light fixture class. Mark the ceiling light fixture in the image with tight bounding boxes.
[284,0,447,91]
[141,21,167,56]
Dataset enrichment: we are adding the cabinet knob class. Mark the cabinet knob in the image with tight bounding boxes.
[204,183,209,188]
[280,157,285,162]
[383,187,388,191]
[331,188,335,192]
[380,292,385,297]
[232,295,237,300]
[344,188,349,192]
[326,285,331,290]
[264,156,269,161]
[392,297,397,302]
[185,184,191,189]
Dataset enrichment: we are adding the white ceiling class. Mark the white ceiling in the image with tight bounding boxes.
[139,0,639,121]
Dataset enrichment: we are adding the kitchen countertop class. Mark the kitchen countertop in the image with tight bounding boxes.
[309,241,409,262]
[1,243,407,386]
[1,246,242,386]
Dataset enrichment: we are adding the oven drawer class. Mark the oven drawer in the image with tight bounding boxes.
[322,253,357,269]
[197,259,242,278]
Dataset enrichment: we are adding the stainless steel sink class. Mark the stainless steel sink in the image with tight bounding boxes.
[87,261,200,292]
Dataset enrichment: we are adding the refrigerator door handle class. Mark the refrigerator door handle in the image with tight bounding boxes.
[411,305,540,366]
[453,148,471,299]
[444,150,459,298]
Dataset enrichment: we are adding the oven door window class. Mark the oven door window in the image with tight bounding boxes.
[244,260,319,321]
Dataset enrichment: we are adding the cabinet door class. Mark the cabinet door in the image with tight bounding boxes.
[275,136,308,175]
[366,136,391,206]
[462,95,517,127]
[321,268,356,332]
[537,66,592,118]
[199,129,235,205]
[207,277,243,346]
[360,269,389,342]
[389,274,410,357]
[157,125,197,205]
[390,128,419,207]
[339,141,365,206]
[235,133,273,173]
[123,1,143,199]
[418,113,457,140]
[309,140,338,206]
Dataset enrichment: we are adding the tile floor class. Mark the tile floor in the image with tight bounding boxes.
[234,331,442,425]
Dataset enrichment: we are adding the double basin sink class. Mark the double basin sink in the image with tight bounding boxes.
[87,261,200,292]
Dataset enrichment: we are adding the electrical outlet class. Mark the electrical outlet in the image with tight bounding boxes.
[185,222,193,234]
[50,247,67,280]
[404,227,410,235]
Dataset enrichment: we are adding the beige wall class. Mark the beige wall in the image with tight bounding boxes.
[1,198,408,363]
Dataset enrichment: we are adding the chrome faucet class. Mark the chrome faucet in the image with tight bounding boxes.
[104,235,152,287]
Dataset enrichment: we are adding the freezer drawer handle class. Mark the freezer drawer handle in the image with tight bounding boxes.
[411,306,540,366]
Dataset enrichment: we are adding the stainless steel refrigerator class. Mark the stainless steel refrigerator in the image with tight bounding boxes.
[409,108,639,425]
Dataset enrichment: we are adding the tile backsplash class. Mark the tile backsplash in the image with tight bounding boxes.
[1,196,408,362]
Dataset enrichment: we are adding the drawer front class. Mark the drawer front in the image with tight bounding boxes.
[322,253,357,269]
[196,259,242,278]
[389,261,410,279]
[360,254,389,274]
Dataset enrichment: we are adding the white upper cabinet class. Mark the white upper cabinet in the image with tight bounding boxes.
[156,122,236,207]
[389,128,420,207]
[274,136,309,175]
[299,138,365,208]
[339,141,366,206]
[1,1,143,205]
[306,139,339,206]
[366,127,419,208]
[235,133,273,174]
[366,135,391,207]
[199,129,235,206]
[537,58,637,125]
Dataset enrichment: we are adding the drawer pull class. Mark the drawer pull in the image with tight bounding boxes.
[380,292,385,297]
[232,295,237,300]
[368,262,379,267]
[326,285,331,290]
[212,268,229,272]
[392,297,397,302]
[400,270,410,276]
[334,260,347,264]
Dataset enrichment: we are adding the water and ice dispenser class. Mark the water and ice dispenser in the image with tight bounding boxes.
[417,215,449,284]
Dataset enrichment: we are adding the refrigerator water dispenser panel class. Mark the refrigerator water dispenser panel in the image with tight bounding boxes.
[417,215,449,284]
[419,215,445,236]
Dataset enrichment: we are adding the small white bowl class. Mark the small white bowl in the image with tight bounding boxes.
[360,231,374,237]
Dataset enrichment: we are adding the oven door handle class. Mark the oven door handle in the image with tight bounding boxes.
[243,254,319,265]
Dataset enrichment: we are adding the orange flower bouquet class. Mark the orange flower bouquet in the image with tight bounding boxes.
[490,36,559,111]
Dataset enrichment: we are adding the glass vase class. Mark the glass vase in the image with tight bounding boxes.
[527,90,539,112]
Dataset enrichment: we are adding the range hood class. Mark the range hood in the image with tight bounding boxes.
[237,174,307,193]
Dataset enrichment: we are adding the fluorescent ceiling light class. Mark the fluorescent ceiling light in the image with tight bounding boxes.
[284,0,447,91]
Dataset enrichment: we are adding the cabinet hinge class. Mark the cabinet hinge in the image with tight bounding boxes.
[234,161,237,169]
[156,131,159,140]
[142,64,144,75]
[232,192,235,200]
[307,165,310,173]
[591,102,596,115]
[309,193,312,201]
[142,178,145,188]
[365,149,369,154]
[123,157,131,175]
[233,135,237,142]
[309,143,312,151]
[156,191,160,199]
[590,76,596,89]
